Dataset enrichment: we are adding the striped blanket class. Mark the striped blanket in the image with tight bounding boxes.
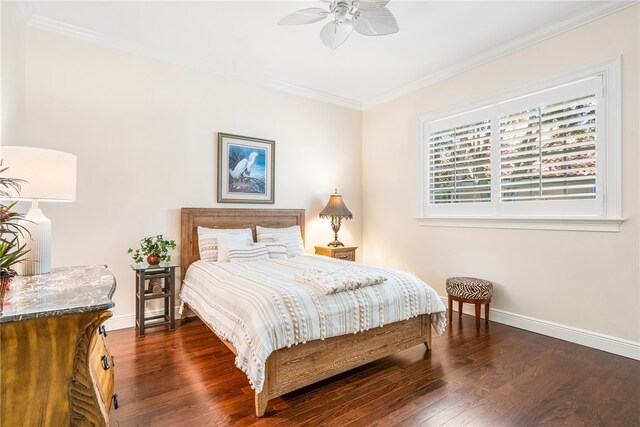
[180,255,446,392]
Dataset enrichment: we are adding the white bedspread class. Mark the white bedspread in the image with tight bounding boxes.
[294,265,386,294]
[179,255,446,392]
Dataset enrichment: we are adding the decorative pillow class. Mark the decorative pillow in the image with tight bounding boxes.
[197,226,252,261]
[229,244,270,263]
[263,242,288,259]
[217,233,253,262]
[256,225,304,257]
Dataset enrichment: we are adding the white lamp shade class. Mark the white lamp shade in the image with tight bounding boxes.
[0,146,77,202]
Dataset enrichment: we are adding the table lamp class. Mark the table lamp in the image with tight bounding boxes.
[0,146,77,275]
[319,189,352,247]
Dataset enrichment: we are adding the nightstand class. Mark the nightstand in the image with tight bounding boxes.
[131,263,177,337]
[314,246,357,261]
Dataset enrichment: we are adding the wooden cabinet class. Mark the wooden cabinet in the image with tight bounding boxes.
[89,325,117,418]
[0,266,117,426]
[314,246,357,261]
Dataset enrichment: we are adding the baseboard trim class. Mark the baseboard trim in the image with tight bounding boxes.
[105,300,639,360]
[103,311,137,330]
[104,308,180,331]
[439,295,640,360]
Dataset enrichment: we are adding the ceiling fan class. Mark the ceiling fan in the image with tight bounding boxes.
[278,0,399,50]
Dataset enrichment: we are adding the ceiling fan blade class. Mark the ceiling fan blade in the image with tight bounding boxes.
[356,0,391,11]
[352,7,399,36]
[320,19,353,50]
[278,8,330,26]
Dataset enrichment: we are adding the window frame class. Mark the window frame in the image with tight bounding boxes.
[418,58,623,232]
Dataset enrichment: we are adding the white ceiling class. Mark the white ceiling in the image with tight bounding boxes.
[23,1,632,109]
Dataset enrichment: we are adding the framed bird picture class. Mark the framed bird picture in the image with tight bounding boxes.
[217,133,275,204]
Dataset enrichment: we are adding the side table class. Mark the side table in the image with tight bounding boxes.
[314,246,357,261]
[131,263,177,337]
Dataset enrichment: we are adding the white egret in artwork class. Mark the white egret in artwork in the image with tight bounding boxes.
[229,151,259,180]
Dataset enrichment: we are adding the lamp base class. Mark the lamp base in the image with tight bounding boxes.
[327,240,345,248]
[17,205,52,276]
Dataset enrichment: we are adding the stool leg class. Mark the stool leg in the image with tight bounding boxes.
[475,302,481,329]
[448,296,452,324]
[485,302,490,325]
[458,301,463,319]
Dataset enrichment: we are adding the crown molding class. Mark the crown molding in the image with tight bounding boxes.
[23,14,363,111]
[362,0,638,109]
[20,1,637,112]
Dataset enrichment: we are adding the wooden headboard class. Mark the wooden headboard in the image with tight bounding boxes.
[180,208,305,281]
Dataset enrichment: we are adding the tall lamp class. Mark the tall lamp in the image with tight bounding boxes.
[319,189,352,247]
[0,146,77,275]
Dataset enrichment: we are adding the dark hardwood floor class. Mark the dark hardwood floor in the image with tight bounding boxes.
[108,315,640,426]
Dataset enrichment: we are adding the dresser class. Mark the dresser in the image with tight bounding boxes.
[0,266,117,427]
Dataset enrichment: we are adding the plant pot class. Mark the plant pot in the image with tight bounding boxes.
[146,254,160,265]
[0,274,14,313]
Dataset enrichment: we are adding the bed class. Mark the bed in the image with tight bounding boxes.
[179,208,446,417]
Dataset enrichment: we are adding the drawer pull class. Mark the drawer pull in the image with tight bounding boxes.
[112,394,119,410]
[99,325,107,336]
[337,254,349,259]
[101,355,110,370]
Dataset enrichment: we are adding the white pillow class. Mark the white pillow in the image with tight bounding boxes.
[229,244,270,263]
[263,242,288,259]
[217,233,252,262]
[197,226,252,261]
[256,225,304,257]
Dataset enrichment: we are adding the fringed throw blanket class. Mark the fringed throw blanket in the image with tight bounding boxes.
[294,266,386,294]
[180,254,447,393]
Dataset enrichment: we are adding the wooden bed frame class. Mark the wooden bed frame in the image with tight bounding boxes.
[180,208,432,417]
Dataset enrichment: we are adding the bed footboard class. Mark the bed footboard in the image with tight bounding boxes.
[254,313,432,417]
[184,304,432,417]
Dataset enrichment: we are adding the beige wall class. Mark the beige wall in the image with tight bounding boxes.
[14,26,362,320]
[2,4,638,346]
[362,6,640,342]
[1,1,25,145]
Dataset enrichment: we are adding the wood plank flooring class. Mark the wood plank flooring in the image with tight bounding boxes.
[108,315,640,426]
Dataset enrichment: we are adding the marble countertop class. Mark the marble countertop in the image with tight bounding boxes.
[0,265,116,323]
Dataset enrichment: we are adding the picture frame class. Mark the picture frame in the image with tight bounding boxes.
[217,133,275,204]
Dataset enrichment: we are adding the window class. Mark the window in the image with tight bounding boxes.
[419,60,622,231]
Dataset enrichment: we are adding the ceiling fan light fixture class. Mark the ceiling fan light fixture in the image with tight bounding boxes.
[278,0,399,49]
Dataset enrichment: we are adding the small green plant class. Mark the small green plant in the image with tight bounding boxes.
[128,235,176,264]
[0,235,28,273]
[0,163,30,277]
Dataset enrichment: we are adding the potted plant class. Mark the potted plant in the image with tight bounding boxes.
[0,164,30,311]
[128,234,176,266]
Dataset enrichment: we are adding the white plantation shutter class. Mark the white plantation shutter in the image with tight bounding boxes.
[499,82,597,204]
[421,71,614,222]
[495,76,602,216]
[428,120,492,204]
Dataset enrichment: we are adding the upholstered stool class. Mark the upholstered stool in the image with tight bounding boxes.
[446,277,493,329]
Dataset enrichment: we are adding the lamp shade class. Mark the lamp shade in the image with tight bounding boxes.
[319,190,352,220]
[0,146,77,202]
